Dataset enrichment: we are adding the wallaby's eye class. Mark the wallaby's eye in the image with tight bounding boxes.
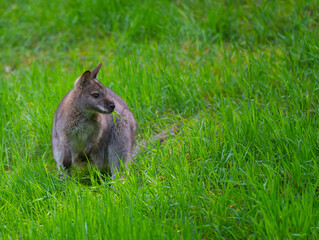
[92,93,100,98]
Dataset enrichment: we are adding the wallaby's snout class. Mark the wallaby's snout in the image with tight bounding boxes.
[99,97,115,114]
[107,101,115,112]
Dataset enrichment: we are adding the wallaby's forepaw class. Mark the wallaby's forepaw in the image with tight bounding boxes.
[78,152,90,162]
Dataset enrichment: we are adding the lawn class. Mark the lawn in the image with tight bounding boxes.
[0,0,318,239]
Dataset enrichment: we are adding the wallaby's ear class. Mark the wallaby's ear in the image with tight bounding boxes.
[75,70,91,90]
[91,63,102,79]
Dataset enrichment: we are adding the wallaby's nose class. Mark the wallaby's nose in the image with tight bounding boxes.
[109,102,115,110]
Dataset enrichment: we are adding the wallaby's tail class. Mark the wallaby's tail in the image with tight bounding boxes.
[135,124,181,153]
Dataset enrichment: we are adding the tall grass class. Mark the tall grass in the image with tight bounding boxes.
[0,0,318,239]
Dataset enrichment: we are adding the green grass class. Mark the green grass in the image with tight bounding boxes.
[1,0,319,239]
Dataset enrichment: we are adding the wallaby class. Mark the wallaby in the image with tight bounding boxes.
[52,63,137,179]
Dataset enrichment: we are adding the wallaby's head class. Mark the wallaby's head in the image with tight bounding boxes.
[74,63,115,114]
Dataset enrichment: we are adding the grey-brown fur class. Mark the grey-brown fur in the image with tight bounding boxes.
[52,63,137,178]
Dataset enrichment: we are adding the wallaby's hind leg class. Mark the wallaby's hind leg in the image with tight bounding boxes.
[108,135,133,180]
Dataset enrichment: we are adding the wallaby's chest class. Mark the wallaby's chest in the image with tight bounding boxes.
[70,122,96,151]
